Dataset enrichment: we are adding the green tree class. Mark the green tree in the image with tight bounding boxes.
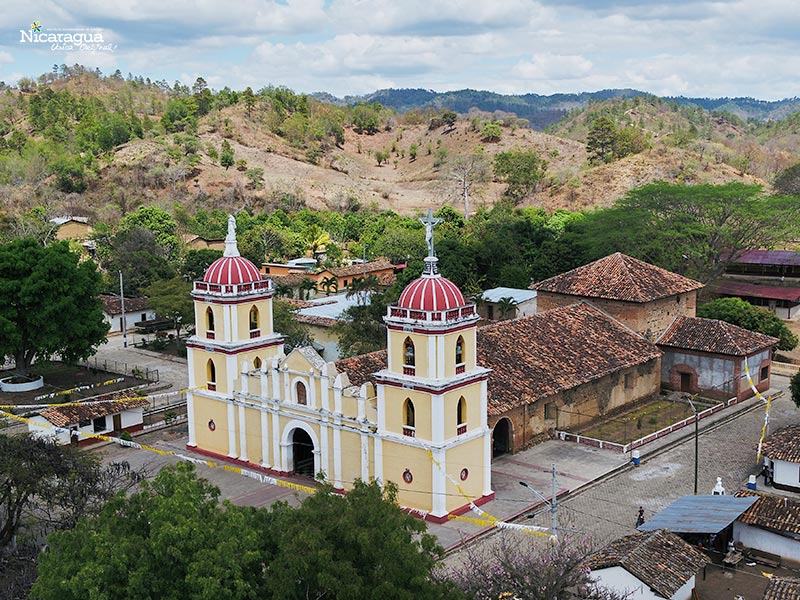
[272,299,314,352]
[107,227,177,294]
[0,434,142,549]
[496,296,518,320]
[493,149,547,203]
[409,143,418,161]
[697,297,798,351]
[334,293,388,357]
[481,122,502,142]
[586,116,617,164]
[245,167,265,190]
[182,248,223,281]
[242,86,256,117]
[145,277,194,346]
[119,205,180,262]
[220,140,235,170]
[33,463,267,600]
[790,369,800,409]
[298,277,318,300]
[0,239,108,377]
[441,109,457,129]
[774,162,800,196]
[375,150,389,166]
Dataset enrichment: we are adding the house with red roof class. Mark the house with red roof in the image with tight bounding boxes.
[28,398,149,446]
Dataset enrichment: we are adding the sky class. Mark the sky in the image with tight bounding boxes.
[1,0,799,100]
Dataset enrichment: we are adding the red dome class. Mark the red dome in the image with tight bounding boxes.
[397,275,465,311]
[203,256,263,285]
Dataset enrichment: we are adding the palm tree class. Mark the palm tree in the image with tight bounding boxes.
[299,277,318,300]
[304,225,331,257]
[497,296,518,320]
[274,283,294,299]
[320,276,339,296]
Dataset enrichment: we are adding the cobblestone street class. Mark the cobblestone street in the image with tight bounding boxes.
[520,375,800,549]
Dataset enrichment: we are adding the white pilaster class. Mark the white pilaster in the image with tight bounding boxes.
[428,335,437,379]
[437,334,445,379]
[483,431,493,496]
[186,391,196,446]
[271,412,280,469]
[374,437,383,483]
[333,427,342,488]
[431,393,444,444]
[238,404,248,462]
[223,304,232,343]
[308,371,317,409]
[360,433,369,481]
[377,384,385,434]
[320,423,329,481]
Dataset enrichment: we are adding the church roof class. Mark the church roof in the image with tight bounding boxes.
[478,302,661,416]
[586,529,709,598]
[204,255,263,286]
[657,316,778,356]
[531,252,703,303]
[760,425,800,462]
[335,350,387,388]
[397,273,465,312]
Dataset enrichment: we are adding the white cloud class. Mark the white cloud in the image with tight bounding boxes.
[512,53,593,80]
[0,51,14,63]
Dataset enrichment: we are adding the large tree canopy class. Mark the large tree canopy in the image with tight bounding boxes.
[0,239,108,376]
[568,182,800,283]
[33,464,458,600]
[697,297,798,351]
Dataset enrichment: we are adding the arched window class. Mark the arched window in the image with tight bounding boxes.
[403,337,415,366]
[403,398,415,436]
[253,356,262,370]
[249,306,259,330]
[457,396,466,425]
[206,359,217,391]
[455,336,464,365]
[295,381,307,405]
[206,307,215,336]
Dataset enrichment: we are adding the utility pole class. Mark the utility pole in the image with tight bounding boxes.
[119,270,127,349]
[519,462,558,541]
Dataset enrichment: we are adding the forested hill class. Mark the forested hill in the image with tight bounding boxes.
[315,88,800,130]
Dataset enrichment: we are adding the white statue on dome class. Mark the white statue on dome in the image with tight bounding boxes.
[223,214,240,257]
[420,208,442,258]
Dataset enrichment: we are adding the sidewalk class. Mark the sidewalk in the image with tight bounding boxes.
[430,384,781,551]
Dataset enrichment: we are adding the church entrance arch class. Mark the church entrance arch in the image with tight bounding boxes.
[492,418,513,458]
[290,429,315,477]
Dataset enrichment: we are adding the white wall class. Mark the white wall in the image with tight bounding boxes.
[104,309,157,333]
[734,522,800,563]
[27,416,70,445]
[772,458,800,490]
[120,407,144,428]
[592,566,695,600]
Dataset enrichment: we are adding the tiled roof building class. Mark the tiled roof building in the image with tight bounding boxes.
[761,425,800,462]
[658,316,778,356]
[586,529,709,599]
[763,577,800,600]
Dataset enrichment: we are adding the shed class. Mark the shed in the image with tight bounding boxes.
[733,491,800,564]
[478,287,537,320]
[716,281,800,320]
[638,495,758,534]
[28,398,149,446]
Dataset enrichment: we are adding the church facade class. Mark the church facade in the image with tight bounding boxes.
[186,215,493,521]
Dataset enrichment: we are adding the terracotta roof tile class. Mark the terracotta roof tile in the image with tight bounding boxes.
[531,252,703,303]
[763,577,800,600]
[735,490,800,536]
[295,314,338,327]
[270,273,312,287]
[478,302,661,416]
[657,316,778,356]
[329,259,394,278]
[41,398,149,427]
[100,294,149,314]
[335,350,387,388]
[586,529,710,598]
[760,425,800,462]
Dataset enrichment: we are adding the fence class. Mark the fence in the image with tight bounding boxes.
[80,357,159,383]
[557,398,732,454]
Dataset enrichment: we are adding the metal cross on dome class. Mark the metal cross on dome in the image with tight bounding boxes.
[420,208,442,258]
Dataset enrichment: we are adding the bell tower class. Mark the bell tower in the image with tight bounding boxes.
[186,215,283,460]
[375,209,492,521]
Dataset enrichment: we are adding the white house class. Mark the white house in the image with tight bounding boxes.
[100,294,156,334]
[761,425,800,493]
[734,491,800,564]
[28,398,149,446]
[586,529,709,600]
[478,287,537,321]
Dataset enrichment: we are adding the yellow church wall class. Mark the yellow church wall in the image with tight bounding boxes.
[235,298,274,340]
[443,437,486,512]
[341,393,358,419]
[383,387,432,440]
[195,301,219,338]
[193,394,231,456]
[383,441,434,513]
[339,430,364,485]
[244,406,264,465]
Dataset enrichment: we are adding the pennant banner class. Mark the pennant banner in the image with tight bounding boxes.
[743,360,772,464]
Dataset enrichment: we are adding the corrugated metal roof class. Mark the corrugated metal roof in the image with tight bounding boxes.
[481,287,537,304]
[297,294,369,320]
[716,281,800,303]
[638,495,758,534]
[733,250,800,267]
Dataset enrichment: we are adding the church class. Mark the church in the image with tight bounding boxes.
[186,215,493,522]
[186,215,778,519]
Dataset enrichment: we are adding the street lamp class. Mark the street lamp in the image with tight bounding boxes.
[682,394,699,495]
[519,463,558,540]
